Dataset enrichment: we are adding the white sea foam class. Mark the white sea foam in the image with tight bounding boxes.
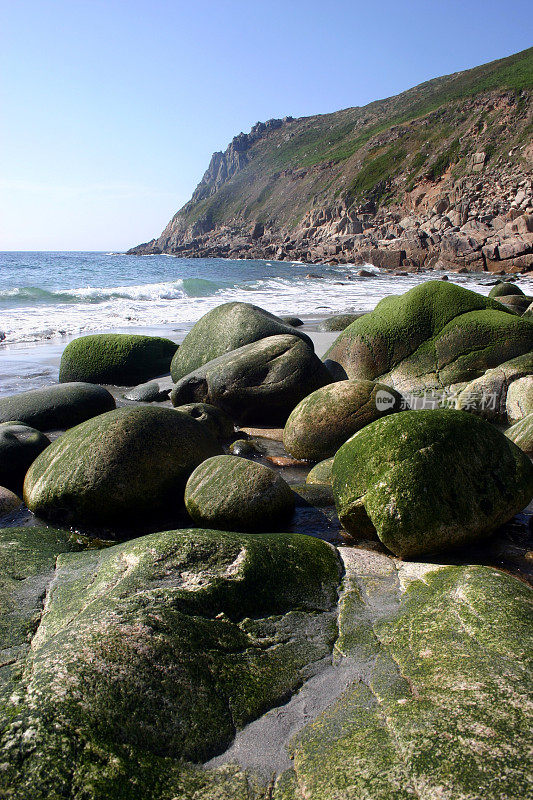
[1,268,532,345]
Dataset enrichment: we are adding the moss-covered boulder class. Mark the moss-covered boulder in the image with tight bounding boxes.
[488,282,525,297]
[171,334,331,424]
[24,406,222,528]
[306,457,334,485]
[284,380,403,461]
[506,375,533,424]
[318,313,364,332]
[173,402,235,439]
[506,412,533,455]
[279,315,304,327]
[324,281,533,394]
[0,486,22,515]
[59,333,178,385]
[455,352,533,423]
[0,422,50,491]
[285,548,533,800]
[332,409,533,557]
[170,302,313,382]
[0,382,115,431]
[185,455,295,530]
[0,528,341,799]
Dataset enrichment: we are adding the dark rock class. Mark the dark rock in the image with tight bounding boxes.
[0,422,50,491]
[0,383,115,431]
[171,334,331,424]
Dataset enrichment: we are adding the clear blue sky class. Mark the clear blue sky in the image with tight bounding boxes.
[1,0,531,251]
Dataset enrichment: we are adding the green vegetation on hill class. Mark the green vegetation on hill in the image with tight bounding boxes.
[133,47,533,249]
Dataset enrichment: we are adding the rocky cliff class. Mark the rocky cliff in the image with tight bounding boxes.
[129,48,533,273]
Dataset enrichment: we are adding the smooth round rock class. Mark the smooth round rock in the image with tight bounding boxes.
[59,334,178,385]
[506,376,533,424]
[173,403,234,439]
[170,302,313,382]
[318,313,364,332]
[332,409,533,558]
[306,458,334,486]
[24,406,223,528]
[0,422,50,490]
[170,334,331,424]
[0,383,115,431]
[284,380,403,461]
[488,283,525,298]
[184,455,295,531]
[497,295,532,315]
[228,438,263,457]
[124,381,170,402]
[279,316,304,327]
[0,486,22,516]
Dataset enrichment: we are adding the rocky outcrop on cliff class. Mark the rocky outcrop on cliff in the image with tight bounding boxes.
[129,48,533,273]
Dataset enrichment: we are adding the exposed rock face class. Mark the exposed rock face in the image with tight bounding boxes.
[128,49,533,274]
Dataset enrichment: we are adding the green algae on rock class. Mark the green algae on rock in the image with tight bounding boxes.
[318,313,365,332]
[170,302,313,382]
[0,528,341,800]
[0,382,115,431]
[0,422,50,491]
[171,334,331,424]
[488,281,525,297]
[185,455,295,530]
[332,409,533,557]
[324,281,533,394]
[283,379,403,461]
[59,333,178,385]
[285,548,533,800]
[306,457,334,486]
[23,406,222,528]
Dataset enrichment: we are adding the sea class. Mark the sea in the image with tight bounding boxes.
[1,251,532,396]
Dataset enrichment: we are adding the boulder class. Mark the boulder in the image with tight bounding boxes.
[123,379,172,402]
[488,282,525,298]
[332,409,533,557]
[506,375,533,424]
[284,380,403,461]
[279,315,304,327]
[497,295,532,314]
[0,422,50,491]
[24,406,222,528]
[455,352,533,423]
[0,383,115,431]
[170,334,331,424]
[306,457,334,485]
[172,402,234,439]
[0,527,341,798]
[184,455,295,530]
[228,438,264,457]
[506,413,533,455]
[170,302,313,382]
[59,334,178,385]
[0,486,22,516]
[318,313,364,332]
[286,549,533,800]
[324,281,533,394]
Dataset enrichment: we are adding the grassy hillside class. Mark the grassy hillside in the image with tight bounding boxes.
[137,47,533,249]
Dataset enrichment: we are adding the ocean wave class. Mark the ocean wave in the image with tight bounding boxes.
[1,270,532,345]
